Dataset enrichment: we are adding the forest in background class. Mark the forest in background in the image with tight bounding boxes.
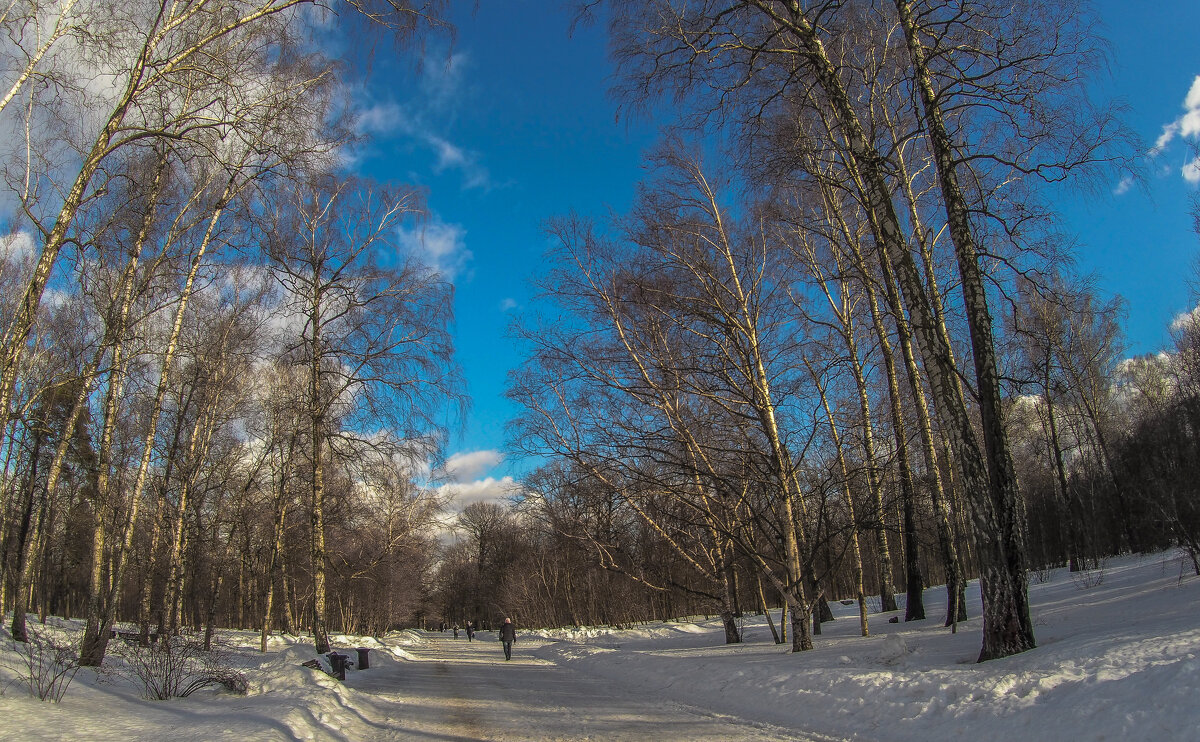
[0,0,1198,673]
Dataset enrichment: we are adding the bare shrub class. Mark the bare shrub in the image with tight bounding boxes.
[1070,559,1107,590]
[1030,567,1054,585]
[7,630,81,702]
[111,636,248,700]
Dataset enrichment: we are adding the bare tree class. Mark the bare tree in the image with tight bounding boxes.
[263,174,460,654]
[598,0,1117,660]
[513,142,827,650]
[0,0,447,446]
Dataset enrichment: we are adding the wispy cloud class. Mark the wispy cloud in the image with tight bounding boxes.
[421,51,471,115]
[500,298,518,312]
[353,51,493,190]
[1147,75,1200,186]
[1113,175,1134,195]
[1149,122,1179,157]
[428,134,491,189]
[357,102,407,136]
[397,217,472,281]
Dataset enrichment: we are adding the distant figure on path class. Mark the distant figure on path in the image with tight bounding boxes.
[498,617,516,660]
[453,624,459,639]
[466,621,475,642]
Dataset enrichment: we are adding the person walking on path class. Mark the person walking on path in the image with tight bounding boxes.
[466,621,475,642]
[498,617,516,660]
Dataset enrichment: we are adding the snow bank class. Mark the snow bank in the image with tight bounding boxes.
[530,619,709,648]
[0,625,428,741]
[531,551,1200,742]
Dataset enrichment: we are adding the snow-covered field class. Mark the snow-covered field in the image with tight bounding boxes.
[0,551,1196,741]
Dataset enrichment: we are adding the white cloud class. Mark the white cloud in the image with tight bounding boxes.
[1170,304,1200,333]
[1184,156,1200,184]
[1182,109,1200,139]
[500,298,518,312]
[0,231,36,263]
[431,136,467,170]
[438,475,520,511]
[397,217,472,281]
[1112,176,1134,195]
[420,52,471,114]
[354,51,492,190]
[1151,76,1200,184]
[428,134,491,189]
[1186,76,1200,116]
[429,474,522,541]
[1149,122,1179,156]
[445,449,505,483]
[357,102,407,136]
[432,447,516,524]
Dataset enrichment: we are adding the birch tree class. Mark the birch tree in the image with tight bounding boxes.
[263,174,459,654]
[0,0,445,444]
[602,0,1096,658]
[514,143,825,650]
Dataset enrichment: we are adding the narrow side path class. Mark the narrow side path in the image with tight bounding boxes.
[347,630,831,741]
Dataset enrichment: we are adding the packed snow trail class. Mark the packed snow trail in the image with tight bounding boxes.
[352,630,828,741]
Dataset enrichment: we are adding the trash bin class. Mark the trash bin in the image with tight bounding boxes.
[328,652,348,681]
[356,647,371,670]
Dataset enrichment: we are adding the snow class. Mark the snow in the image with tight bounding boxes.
[0,551,1197,741]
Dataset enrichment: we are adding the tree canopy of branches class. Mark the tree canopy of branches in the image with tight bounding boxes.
[502,0,1140,663]
[0,0,461,665]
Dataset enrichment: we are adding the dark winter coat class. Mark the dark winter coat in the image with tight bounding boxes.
[498,623,516,643]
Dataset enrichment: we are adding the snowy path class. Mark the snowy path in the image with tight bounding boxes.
[351,631,826,741]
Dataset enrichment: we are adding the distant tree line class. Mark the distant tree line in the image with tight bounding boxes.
[0,0,461,666]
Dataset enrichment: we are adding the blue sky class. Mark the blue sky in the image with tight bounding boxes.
[351,1,1200,508]
[1059,0,1200,351]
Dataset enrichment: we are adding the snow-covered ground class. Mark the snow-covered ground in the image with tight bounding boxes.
[0,551,1196,741]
